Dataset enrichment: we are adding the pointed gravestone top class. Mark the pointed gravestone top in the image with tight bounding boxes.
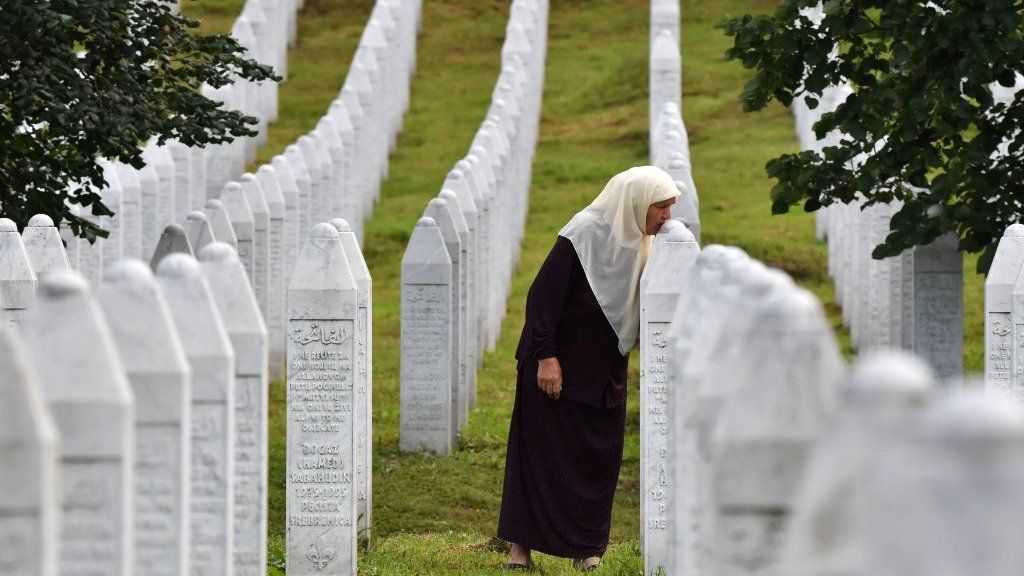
[328,219,371,283]
[22,214,71,278]
[204,199,239,249]
[438,191,470,236]
[240,173,271,220]
[424,199,461,262]
[652,29,679,62]
[155,253,234,359]
[0,217,38,328]
[99,259,190,375]
[402,217,451,281]
[289,223,356,293]
[198,242,266,337]
[256,165,286,218]
[184,211,216,254]
[271,156,301,196]
[220,182,255,233]
[150,223,194,270]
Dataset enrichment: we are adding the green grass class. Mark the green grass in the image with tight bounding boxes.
[182,0,986,573]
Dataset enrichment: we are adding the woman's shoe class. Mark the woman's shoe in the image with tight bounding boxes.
[505,561,532,571]
[573,558,600,572]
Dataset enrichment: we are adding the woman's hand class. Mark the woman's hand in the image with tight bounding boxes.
[537,357,563,400]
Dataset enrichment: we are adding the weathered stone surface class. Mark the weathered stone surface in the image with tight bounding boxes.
[284,145,313,242]
[650,30,681,147]
[639,221,699,576]
[271,155,302,279]
[400,217,454,456]
[219,181,256,285]
[198,243,268,576]
[0,322,59,576]
[156,254,235,576]
[184,211,217,254]
[23,271,135,576]
[329,217,373,544]
[286,223,358,575]
[986,223,1024,397]
[99,159,125,269]
[137,161,160,258]
[204,199,240,250]
[115,162,144,260]
[142,143,176,251]
[0,218,38,329]
[150,224,194,271]
[98,260,191,576]
[168,141,193,223]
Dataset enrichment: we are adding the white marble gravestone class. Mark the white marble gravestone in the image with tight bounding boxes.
[639,221,699,576]
[257,164,288,379]
[271,155,302,276]
[286,223,358,576]
[986,223,1024,397]
[0,218,38,329]
[0,323,59,576]
[423,199,465,439]
[329,218,373,543]
[150,223,194,271]
[168,141,193,223]
[400,217,454,456]
[156,254,236,576]
[205,199,240,251]
[142,143,176,245]
[711,287,843,576]
[650,30,681,147]
[220,181,257,285]
[907,232,963,380]
[23,271,135,576]
[184,211,217,254]
[137,162,160,258]
[98,260,191,576]
[114,163,144,260]
[779,349,933,576]
[198,243,268,576]
[22,214,70,282]
[853,391,1024,576]
[284,145,313,241]
[240,174,271,322]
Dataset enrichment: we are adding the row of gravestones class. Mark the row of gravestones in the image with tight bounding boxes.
[1,218,373,576]
[788,5,964,379]
[69,0,420,302]
[638,221,1024,575]
[397,0,548,456]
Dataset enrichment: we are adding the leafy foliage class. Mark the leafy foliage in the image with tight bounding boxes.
[0,0,277,239]
[720,0,1024,272]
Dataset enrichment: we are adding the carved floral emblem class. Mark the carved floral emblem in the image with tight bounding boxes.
[307,543,336,571]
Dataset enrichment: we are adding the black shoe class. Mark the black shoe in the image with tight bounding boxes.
[505,561,532,571]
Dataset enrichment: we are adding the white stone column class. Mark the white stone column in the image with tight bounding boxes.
[0,322,59,576]
[98,260,191,576]
[204,199,240,251]
[115,163,144,260]
[639,221,699,576]
[906,233,963,380]
[258,165,288,380]
[0,218,38,330]
[240,173,271,320]
[329,218,373,544]
[986,224,1024,397]
[400,217,454,456]
[168,141,193,224]
[286,223,358,575]
[184,211,217,254]
[220,182,257,285]
[156,254,236,576]
[199,243,268,576]
[23,271,135,576]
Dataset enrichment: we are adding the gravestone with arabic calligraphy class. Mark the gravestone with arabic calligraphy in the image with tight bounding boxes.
[400,217,454,456]
[286,223,358,576]
[639,221,699,576]
[198,243,268,576]
[156,254,236,576]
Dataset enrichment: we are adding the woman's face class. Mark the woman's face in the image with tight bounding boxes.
[645,198,676,235]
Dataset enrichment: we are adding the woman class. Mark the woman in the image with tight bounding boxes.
[498,166,679,571]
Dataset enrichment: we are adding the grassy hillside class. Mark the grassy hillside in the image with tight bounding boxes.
[182,0,986,574]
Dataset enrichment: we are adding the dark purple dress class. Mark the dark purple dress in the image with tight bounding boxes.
[497,235,629,559]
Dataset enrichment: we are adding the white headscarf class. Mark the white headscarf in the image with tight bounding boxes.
[559,166,680,355]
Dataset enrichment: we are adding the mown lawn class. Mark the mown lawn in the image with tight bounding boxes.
[183,0,986,574]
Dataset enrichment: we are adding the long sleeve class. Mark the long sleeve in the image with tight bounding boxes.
[520,236,576,360]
